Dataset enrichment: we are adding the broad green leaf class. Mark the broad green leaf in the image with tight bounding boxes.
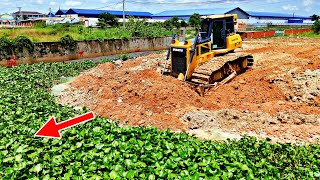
[110,170,119,179]
[34,163,42,173]
[148,174,155,180]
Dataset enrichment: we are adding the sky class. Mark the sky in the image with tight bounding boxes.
[0,0,319,16]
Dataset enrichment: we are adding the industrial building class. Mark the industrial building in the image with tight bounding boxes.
[151,8,230,22]
[49,7,313,26]
[63,9,152,19]
[55,9,68,17]
[152,7,313,25]
[226,7,313,25]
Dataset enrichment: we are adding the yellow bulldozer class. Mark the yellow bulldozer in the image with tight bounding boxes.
[162,14,254,95]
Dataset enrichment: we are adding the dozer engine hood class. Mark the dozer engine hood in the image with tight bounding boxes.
[170,40,193,77]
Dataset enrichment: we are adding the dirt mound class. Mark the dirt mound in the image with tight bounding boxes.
[58,54,217,131]
[58,37,320,143]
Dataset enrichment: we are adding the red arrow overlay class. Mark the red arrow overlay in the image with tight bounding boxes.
[35,112,95,139]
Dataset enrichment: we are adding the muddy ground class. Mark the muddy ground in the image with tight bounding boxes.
[56,37,320,144]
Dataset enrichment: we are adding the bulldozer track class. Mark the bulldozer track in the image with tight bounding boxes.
[159,52,254,92]
[191,52,254,85]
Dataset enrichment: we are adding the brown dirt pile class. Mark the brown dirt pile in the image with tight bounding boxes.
[58,55,218,131]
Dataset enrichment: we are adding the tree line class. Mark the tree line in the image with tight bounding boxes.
[97,12,202,29]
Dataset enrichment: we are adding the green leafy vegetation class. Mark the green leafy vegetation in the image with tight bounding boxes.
[189,13,201,28]
[0,20,175,43]
[312,20,320,34]
[14,36,34,54]
[60,35,77,51]
[0,61,319,179]
[0,36,34,60]
[0,37,14,59]
[125,17,174,38]
[271,32,320,38]
[247,25,313,32]
[310,14,319,21]
[97,13,119,28]
[185,29,197,40]
[164,16,182,29]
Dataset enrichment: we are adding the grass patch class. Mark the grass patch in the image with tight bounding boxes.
[270,32,320,38]
[0,23,174,42]
[247,25,313,32]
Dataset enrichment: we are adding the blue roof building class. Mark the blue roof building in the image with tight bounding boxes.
[151,7,312,25]
[227,7,311,20]
[226,7,312,25]
[245,11,310,19]
[65,8,152,18]
[55,9,68,16]
[152,8,231,21]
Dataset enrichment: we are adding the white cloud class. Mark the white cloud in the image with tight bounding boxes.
[35,0,43,4]
[65,0,82,6]
[303,0,313,7]
[49,2,56,6]
[282,4,298,11]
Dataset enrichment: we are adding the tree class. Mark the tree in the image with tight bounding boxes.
[164,16,181,29]
[310,14,319,21]
[312,20,320,34]
[180,20,188,28]
[97,13,119,28]
[189,13,201,27]
[311,14,320,34]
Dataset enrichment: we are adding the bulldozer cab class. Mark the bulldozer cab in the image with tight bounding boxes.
[201,15,236,49]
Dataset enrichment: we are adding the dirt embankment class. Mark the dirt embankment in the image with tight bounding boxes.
[57,37,320,143]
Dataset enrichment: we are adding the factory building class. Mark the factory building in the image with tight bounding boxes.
[152,7,313,25]
[226,7,313,26]
[151,8,230,22]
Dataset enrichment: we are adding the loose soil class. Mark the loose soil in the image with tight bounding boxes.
[57,37,320,143]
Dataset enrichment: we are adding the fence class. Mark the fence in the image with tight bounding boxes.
[284,28,313,35]
[242,28,313,39]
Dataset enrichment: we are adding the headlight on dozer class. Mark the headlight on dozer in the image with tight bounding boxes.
[184,40,191,45]
[171,40,180,44]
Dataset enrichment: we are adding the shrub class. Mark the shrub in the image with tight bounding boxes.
[189,13,201,27]
[124,17,174,38]
[312,20,320,34]
[164,16,181,29]
[14,36,34,54]
[60,35,77,51]
[0,37,14,60]
[97,12,119,28]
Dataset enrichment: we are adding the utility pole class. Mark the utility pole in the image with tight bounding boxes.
[17,7,22,21]
[122,0,125,27]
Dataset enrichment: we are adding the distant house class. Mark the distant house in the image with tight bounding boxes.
[12,11,46,20]
[0,13,14,20]
[0,14,14,27]
[60,8,153,27]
